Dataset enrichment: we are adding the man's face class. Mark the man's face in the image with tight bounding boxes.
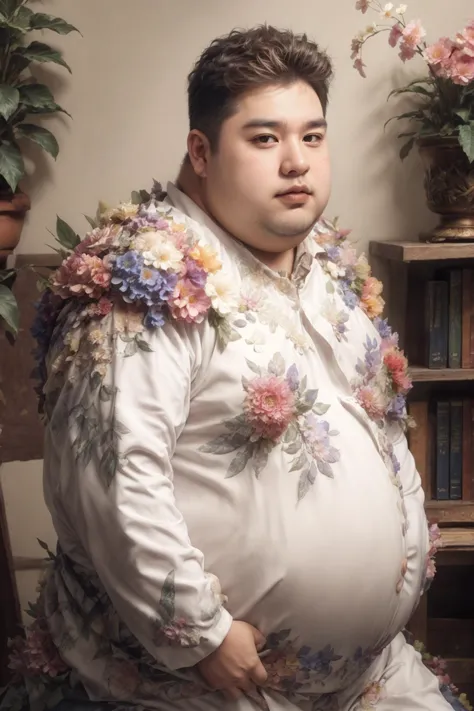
[196,80,331,254]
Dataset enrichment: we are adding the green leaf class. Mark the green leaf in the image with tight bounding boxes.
[399,136,416,160]
[16,41,72,73]
[2,5,32,31]
[0,284,19,334]
[455,109,470,123]
[459,122,474,163]
[0,84,19,120]
[15,123,58,158]
[29,13,80,35]
[56,215,80,250]
[0,141,24,192]
[18,83,55,111]
[0,0,21,20]
[84,214,97,229]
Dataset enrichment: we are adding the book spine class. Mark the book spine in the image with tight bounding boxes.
[448,269,462,368]
[462,399,472,501]
[426,281,448,368]
[449,400,463,499]
[435,400,450,500]
[462,269,472,368]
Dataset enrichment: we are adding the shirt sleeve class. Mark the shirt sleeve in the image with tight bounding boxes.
[51,309,232,671]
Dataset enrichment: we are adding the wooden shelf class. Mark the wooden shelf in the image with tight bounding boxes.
[370,240,474,263]
[439,527,474,550]
[426,500,474,525]
[409,366,474,382]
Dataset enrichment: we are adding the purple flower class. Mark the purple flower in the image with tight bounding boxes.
[184,258,207,288]
[111,251,142,294]
[286,364,300,391]
[111,252,178,308]
[341,282,359,310]
[387,394,406,420]
[374,317,392,339]
[326,246,340,262]
[364,336,382,373]
[145,307,166,328]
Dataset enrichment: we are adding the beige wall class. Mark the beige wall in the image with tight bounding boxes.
[3,0,473,613]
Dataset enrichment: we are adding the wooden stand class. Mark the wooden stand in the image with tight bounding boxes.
[370,239,474,699]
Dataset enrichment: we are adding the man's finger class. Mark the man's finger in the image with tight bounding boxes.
[249,660,268,686]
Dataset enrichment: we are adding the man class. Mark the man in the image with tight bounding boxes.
[8,24,457,711]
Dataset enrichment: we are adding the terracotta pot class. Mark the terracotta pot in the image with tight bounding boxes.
[0,190,31,262]
[418,136,474,242]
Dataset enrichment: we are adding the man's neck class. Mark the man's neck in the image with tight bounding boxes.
[176,163,296,275]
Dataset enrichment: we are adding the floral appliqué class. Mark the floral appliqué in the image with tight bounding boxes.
[357,679,387,709]
[201,353,340,500]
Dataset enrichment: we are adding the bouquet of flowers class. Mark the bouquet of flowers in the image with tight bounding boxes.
[351,2,474,161]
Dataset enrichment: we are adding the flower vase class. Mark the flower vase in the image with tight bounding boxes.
[418,136,474,243]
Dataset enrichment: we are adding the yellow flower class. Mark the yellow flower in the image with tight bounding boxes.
[354,254,371,281]
[188,242,222,273]
[108,202,139,223]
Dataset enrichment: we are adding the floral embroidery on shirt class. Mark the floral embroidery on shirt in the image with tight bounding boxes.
[200,353,339,499]
[321,284,350,342]
[357,679,387,709]
[262,629,343,696]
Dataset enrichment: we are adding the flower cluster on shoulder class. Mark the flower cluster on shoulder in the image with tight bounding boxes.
[31,183,239,399]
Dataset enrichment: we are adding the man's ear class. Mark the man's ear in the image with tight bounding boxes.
[187,130,211,178]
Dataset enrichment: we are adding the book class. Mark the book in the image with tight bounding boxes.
[435,400,450,500]
[461,268,472,368]
[426,281,448,369]
[449,399,463,499]
[448,270,462,368]
[462,399,472,501]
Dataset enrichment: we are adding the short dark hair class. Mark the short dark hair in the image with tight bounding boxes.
[187,25,333,150]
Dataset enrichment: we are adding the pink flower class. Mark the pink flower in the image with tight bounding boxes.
[389,23,403,48]
[428,523,442,555]
[425,555,436,580]
[399,41,417,62]
[354,57,367,77]
[351,38,363,59]
[355,0,369,13]
[383,347,411,392]
[402,19,426,49]
[450,49,474,85]
[425,37,454,66]
[9,622,68,678]
[94,296,114,317]
[170,279,211,324]
[356,385,388,420]
[455,23,474,57]
[106,660,140,700]
[244,375,296,441]
[51,253,112,300]
[76,225,119,255]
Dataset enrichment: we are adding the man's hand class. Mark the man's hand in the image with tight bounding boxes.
[197,621,268,699]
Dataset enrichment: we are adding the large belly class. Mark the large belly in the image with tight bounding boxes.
[173,401,423,693]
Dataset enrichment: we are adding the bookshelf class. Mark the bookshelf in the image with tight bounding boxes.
[370,239,474,699]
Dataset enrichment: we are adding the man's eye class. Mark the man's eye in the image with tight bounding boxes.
[253,135,278,145]
[304,134,324,144]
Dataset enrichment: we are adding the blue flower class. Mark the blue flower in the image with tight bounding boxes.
[286,364,300,392]
[326,246,340,263]
[387,394,406,420]
[145,307,166,329]
[341,282,358,310]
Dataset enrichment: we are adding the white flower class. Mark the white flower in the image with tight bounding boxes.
[326,261,345,280]
[381,3,393,18]
[205,272,239,315]
[396,4,407,14]
[142,236,183,271]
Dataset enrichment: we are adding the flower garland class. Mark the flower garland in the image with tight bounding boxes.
[313,218,413,431]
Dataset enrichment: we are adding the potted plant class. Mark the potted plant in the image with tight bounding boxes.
[351,1,474,242]
[0,0,78,335]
